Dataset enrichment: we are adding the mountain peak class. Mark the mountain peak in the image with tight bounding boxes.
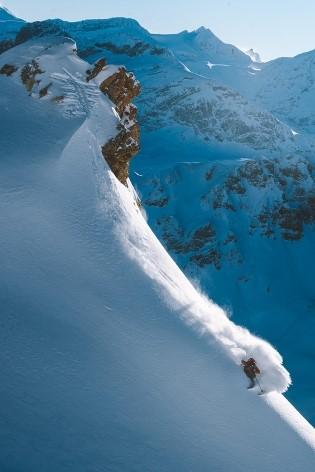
[192,26,226,51]
[194,25,217,39]
[188,25,250,65]
[195,26,209,33]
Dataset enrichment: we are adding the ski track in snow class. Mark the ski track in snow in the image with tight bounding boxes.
[51,68,100,118]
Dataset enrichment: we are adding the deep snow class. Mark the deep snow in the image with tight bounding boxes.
[30,15,315,424]
[0,38,314,470]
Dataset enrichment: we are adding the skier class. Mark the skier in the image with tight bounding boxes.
[241,358,261,389]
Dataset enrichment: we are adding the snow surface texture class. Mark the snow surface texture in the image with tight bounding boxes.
[0,37,117,120]
[26,17,315,425]
[0,37,314,470]
[1,10,315,425]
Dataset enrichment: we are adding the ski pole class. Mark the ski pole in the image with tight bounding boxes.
[256,376,263,394]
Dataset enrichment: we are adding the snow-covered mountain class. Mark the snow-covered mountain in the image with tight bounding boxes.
[14,15,315,424]
[247,50,315,133]
[1,8,315,461]
[0,33,315,471]
[11,19,315,162]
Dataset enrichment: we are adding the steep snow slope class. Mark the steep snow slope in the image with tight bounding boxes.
[0,37,315,471]
[3,14,315,426]
[247,50,315,133]
[136,154,315,423]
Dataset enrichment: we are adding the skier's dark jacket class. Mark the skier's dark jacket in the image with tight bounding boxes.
[241,358,260,380]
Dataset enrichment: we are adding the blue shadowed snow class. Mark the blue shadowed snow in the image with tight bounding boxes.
[0,38,314,471]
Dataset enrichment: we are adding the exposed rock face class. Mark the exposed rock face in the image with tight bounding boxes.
[99,66,140,117]
[15,21,65,46]
[97,64,141,185]
[137,155,315,276]
[21,59,44,93]
[0,63,17,76]
[39,82,52,98]
[102,122,140,185]
[86,58,107,82]
[92,41,166,57]
[0,40,15,55]
[162,222,217,256]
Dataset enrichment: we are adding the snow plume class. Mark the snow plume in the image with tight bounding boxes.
[101,173,291,395]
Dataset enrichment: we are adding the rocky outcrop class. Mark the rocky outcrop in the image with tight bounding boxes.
[21,59,44,93]
[15,21,65,46]
[97,64,141,185]
[162,222,216,254]
[102,123,139,185]
[86,58,107,82]
[99,66,140,117]
[0,47,140,186]
[0,64,17,76]
[1,57,44,94]
[94,41,166,57]
[144,197,169,207]
[256,196,315,241]
[190,249,221,269]
[0,39,15,55]
[137,154,315,276]
[39,82,52,98]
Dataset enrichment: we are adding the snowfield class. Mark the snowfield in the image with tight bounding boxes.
[0,36,314,470]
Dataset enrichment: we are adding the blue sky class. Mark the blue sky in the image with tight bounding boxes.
[3,0,315,61]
